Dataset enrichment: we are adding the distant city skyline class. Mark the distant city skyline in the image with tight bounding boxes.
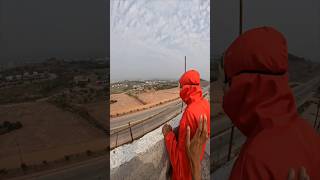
[111,0,210,82]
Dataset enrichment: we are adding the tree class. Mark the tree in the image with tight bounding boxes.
[3,121,10,128]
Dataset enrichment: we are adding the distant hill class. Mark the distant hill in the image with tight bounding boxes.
[210,53,320,83]
[288,53,319,82]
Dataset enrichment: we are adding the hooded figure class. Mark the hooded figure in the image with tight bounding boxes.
[164,70,210,180]
[223,27,320,179]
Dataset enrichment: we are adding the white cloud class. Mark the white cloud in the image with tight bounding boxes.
[111,0,210,82]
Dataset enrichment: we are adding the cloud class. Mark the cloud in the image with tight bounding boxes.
[111,0,210,82]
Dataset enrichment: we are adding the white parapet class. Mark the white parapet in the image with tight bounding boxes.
[110,112,210,180]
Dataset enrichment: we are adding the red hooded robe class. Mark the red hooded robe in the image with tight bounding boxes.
[165,70,210,180]
[223,27,320,180]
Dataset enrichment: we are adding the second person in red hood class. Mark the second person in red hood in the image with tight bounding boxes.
[162,69,210,180]
[223,26,320,179]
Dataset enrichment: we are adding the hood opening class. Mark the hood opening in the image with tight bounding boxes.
[179,70,203,104]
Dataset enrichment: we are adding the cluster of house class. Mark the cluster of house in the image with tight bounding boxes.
[111,83,128,88]
[73,75,107,92]
[111,80,175,91]
[0,71,57,88]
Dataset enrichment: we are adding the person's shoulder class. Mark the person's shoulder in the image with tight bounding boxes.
[202,98,210,106]
[188,98,209,108]
[183,107,194,116]
[245,119,320,163]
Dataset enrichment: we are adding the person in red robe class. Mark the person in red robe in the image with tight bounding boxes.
[162,69,210,180]
[222,26,320,180]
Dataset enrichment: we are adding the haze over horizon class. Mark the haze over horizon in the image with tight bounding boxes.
[111,0,210,82]
[0,0,106,64]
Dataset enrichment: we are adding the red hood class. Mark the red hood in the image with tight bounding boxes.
[223,27,299,137]
[179,70,202,105]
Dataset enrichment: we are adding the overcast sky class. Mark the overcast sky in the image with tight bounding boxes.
[0,0,106,64]
[213,0,320,62]
[110,0,210,82]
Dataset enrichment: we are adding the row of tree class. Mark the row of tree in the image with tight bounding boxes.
[0,121,23,135]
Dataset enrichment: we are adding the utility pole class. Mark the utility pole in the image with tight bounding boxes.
[185,56,187,72]
[314,99,320,128]
[181,56,186,112]
[15,135,24,166]
[228,0,243,161]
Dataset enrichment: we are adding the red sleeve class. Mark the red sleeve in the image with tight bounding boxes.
[229,152,272,180]
[164,110,193,180]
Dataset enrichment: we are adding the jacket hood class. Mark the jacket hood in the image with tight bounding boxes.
[223,27,298,137]
[179,70,202,104]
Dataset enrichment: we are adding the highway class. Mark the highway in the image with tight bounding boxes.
[8,156,108,180]
[110,99,181,132]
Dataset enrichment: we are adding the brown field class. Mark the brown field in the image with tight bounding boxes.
[0,101,106,169]
[137,88,179,104]
[110,88,179,117]
[84,101,107,128]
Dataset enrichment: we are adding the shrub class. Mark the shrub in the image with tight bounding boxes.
[15,121,23,129]
[21,163,28,171]
[86,150,92,156]
[64,155,70,161]
[0,169,7,174]
[3,121,10,128]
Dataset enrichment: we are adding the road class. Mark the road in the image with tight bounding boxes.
[8,156,108,180]
[110,99,181,131]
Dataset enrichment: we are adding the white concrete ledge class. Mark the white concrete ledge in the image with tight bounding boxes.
[110,113,210,180]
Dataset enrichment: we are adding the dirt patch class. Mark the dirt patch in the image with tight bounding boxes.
[84,101,107,129]
[0,101,106,169]
[110,88,179,117]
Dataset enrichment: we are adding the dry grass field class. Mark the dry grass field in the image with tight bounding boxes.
[0,101,106,169]
[84,101,107,128]
[110,87,179,117]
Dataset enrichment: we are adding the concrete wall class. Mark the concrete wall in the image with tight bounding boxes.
[110,113,210,180]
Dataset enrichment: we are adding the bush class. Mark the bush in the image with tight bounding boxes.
[64,155,70,161]
[7,123,15,131]
[86,150,92,156]
[0,169,7,174]
[15,121,23,129]
[21,163,28,171]
[3,121,10,128]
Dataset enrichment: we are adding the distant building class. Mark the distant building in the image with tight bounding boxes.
[5,76,13,81]
[74,75,90,86]
[23,72,30,76]
[16,75,22,80]
[96,80,107,86]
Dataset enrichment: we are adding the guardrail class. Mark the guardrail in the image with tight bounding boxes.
[110,109,181,149]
